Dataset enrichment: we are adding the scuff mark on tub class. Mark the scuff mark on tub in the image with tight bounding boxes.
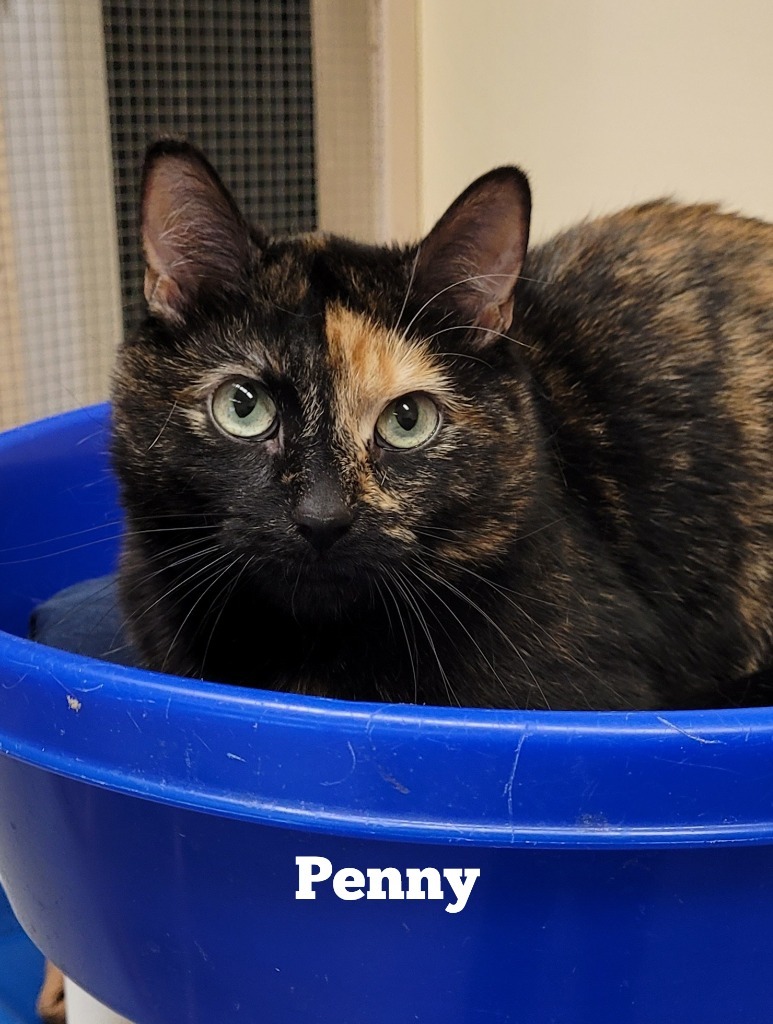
[364,711,410,793]
[577,812,610,829]
[319,740,357,787]
[192,730,212,751]
[503,731,527,820]
[656,716,724,745]
[377,766,410,794]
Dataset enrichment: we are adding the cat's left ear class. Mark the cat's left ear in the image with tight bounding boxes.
[141,140,253,324]
[413,167,531,348]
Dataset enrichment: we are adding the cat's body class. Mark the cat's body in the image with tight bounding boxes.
[111,141,773,710]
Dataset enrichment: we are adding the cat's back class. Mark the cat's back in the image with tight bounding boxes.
[522,199,773,363]
[517,200,773,683]
[519,198,773,443]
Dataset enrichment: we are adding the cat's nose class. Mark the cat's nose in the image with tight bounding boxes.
[292,478,353,553]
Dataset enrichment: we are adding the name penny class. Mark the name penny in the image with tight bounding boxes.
[295,856,480,914]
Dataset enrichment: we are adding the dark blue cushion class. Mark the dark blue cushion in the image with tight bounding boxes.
[29,575,139,667]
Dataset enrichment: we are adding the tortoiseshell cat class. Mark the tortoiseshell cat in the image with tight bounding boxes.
[111,140,773,711]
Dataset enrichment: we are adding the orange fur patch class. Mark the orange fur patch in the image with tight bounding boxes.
[325,303,459,445]
[325,303,462,512]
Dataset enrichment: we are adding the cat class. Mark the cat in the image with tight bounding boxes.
[110,139,773,711]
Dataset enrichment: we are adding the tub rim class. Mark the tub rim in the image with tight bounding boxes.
[2,404,773,851]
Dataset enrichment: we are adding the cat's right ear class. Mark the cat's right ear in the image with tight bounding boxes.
[141,140,252,324]
[412,167,531,348]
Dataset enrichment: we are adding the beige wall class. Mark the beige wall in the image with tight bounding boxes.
[312,0,419,243]
[0,0,122,428]
[419,0,773,240]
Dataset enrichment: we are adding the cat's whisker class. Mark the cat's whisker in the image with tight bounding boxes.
[399,565,489,708]
[1,520,221,568]
[0,533,126,566]
[415,527,472,546]
[388,569,438,704]
[412,556,550,709]
[393,245,421,336]
[118,512,214,531]
[0,513,216,564]
[401,563,503,705]
[400,272,519,341]
[370,574,394,636]
[416,511,567,552]
[120,540,225,596]
[441,350,496,368]
[426,322,532,351]
[289,551,310,622]
[200,554,259,673]
[123,545,230,632]
[37,579,132,663]
[0,519,125,556]
[515,274,553,286]
[147,400,178,451]
[37,535,227,656]
[373,573,419,702]
[419,543,575,665]
[399,270,544,346]
[512,517,568,545]
[161,553,246,672]
[98,640,136,660]
[420,547,624,707]
[417,527,568,611]
[390,567,459,706]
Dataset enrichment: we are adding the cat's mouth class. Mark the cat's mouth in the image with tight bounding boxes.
[250,551,377,620]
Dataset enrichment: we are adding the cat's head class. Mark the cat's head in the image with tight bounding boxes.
[112,140,540,620]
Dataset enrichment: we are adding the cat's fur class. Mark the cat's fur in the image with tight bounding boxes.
[111,140,773,710]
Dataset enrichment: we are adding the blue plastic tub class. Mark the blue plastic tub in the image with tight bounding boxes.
[2,405,773,1024]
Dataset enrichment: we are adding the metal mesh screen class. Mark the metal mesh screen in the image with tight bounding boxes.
[102,0,317,334]
[0,0,317,430]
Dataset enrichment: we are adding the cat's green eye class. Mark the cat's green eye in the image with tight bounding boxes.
[211,378,278,439]
[375,393,441,450]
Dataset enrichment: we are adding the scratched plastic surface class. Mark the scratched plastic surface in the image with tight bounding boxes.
[2,405,773,1024]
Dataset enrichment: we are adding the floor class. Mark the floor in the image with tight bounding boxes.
[0,888,42,1024]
